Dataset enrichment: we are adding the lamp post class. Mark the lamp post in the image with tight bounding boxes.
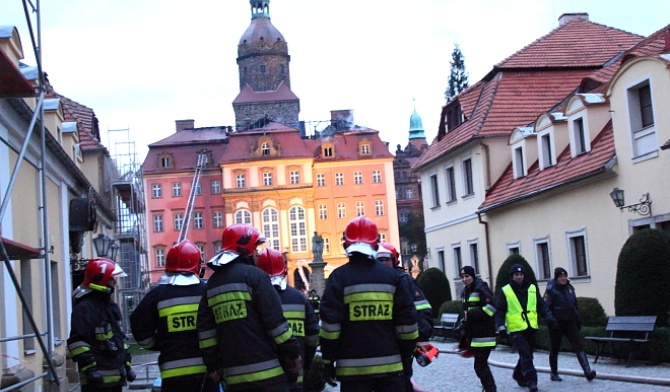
[609,188,652,216]
[92,233,113,258]
[110,242,120,262]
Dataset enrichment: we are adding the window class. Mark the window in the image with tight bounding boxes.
[159,155,171,168]
[540,133,554,168]
[152,184,162,198]
[263,208,280,250]
[263,172,273,186]
[360,144,370,155]
[20,261,34,350]
[335,172,344,186]
[153,214,164,232]
[372,170,382,183]
[405,188,414,199]
[194,212,204,229]
[194,181,202,196]
[212,211,223,228]
[513,146,525,178]
[379,233,387,242]
[323,146,333,157]
[236,173,246,188]
[535,239,551,280]
[316,173,326,187]
[628,81,657,158]
[507,242,521,256]
[260,64,266,74]
[290,171,300,184]
[399,212,408,223]
[567,230,589,277]
[174,213,184,231]
[211,180,221,194]
[197,243,206,261]
[375,200,384,216]
[235,210,252,224]
[446,105,463,131]
[445,166,456,202]
[430,174,440,207]
[337,202,346,218]
[437,250,446,272]
[354,171,363,184]
[155,247,166,267]
[468,241,479,274]
[213,241,222,254]
[323,237,330,254]
[289,206,307,252]
[452,245,462,275]
[572,118,587,156]
[172,183,182,197]
[462,158,474,196]
[318,204,328,220]
[356,201,365,216]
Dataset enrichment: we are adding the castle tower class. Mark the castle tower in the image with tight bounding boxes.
[233,0,301,130]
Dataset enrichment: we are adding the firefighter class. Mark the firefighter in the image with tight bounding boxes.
[319,216,418,391]
[68,258,135,392]
[376,242,433,392]
[197,224,302,391]
[130,240,218,392]
[257,248,320,391]
[307,289,321,318]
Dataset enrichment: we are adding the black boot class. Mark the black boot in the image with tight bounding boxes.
[549,351,561,381]
[551,373,562,381]
[577,351,596,381]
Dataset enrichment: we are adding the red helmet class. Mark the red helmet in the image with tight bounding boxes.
[377,242,400,265]
[166,240,202,274]
[83,258,119,291]
[208,224,266,266]
[256,248,287,277]
[342,216,379,257]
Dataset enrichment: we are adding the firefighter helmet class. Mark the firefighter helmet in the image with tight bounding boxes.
[166,240,202,274]
[208,224,266,266]
[342,216,379,257]
[377,242,400,266]
[83,258,121,291]
[256,248,287,277]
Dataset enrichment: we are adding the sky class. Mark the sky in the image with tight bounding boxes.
[2,0,669,162]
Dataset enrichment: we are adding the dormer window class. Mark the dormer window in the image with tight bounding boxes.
[513,146,525,178]
[158,154,172,169]
[539,131,555,169]
[322,142,335,158]
[571,117,588,156]
[261,142,270,155]
[509,127,533,179]
[446,104,464,131]
[252,136,280,158]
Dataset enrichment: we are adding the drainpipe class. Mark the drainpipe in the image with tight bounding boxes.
[478,212,494,289]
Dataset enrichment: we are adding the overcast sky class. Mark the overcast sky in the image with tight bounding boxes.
[3,0,668,161]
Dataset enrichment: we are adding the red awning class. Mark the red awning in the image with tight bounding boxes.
[0,237,41,260]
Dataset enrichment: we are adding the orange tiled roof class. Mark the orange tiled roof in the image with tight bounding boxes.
[47,90,104,151]
[479,121,615,211]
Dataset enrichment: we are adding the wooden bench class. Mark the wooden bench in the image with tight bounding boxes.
[585,315,657,367]
[431,313,460,342]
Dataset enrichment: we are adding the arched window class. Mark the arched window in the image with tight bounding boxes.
[235,209,252,225]
[261,142,270,156]
[289,206,307,252]
[262,208,280,250]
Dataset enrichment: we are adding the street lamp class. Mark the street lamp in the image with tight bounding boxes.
[92,234,113,258]
[110,242,120,262]
[71,234,118,273]
[609,188,652,216]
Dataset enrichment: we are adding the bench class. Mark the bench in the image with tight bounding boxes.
[431,313,460,342]
[585,315,657,367]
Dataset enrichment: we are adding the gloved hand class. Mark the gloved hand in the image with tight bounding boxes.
[125,366,137,382]
[85,368,103,388]
[453,321,466,336]
[280,355,302,383]
[322,360,336,386]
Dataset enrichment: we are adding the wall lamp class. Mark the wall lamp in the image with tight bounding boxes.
[70,234,119,272]
[609,188,652,216]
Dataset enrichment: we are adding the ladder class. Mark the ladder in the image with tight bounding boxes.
[178,151,208,243]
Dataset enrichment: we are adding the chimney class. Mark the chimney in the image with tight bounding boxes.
[175,119,195,133]
[330,109,354,130]
[558,13,589,27]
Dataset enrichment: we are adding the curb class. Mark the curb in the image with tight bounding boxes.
[438,348,670,387]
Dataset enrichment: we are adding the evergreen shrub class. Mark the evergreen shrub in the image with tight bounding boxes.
[577,297,608,327]
[417,268,452,315]
[494,254,538,293]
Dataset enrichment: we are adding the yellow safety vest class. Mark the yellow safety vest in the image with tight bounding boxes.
[502,284,537,332]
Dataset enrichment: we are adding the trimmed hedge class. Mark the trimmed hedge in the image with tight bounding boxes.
[577,297,608,327]
[417,268,452,315]
[437,300,463,320]
[494,254,538,293]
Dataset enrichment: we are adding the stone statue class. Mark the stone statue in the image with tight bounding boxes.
[312,231,324,262]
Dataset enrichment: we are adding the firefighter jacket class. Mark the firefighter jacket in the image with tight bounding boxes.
[276,285,320,389]
[197,258,300,391]
[67,288,130,389]
[307,294,321,316]
[319,254,419,380]
[130,280,208,380]
[461,278,497,349]
[395,268,433,341]
[494,279,555,333]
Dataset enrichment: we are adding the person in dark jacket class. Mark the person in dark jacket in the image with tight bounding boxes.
[377,242,433,392]
[130,240,218,392]
[68,258,135,392]
[459,266,497,392]
[495,264,557,392]
[197,224,302,391]
[257,248,320,391]
[543,267,596,382]
[320,216,418,391]
[308,289,321,318]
